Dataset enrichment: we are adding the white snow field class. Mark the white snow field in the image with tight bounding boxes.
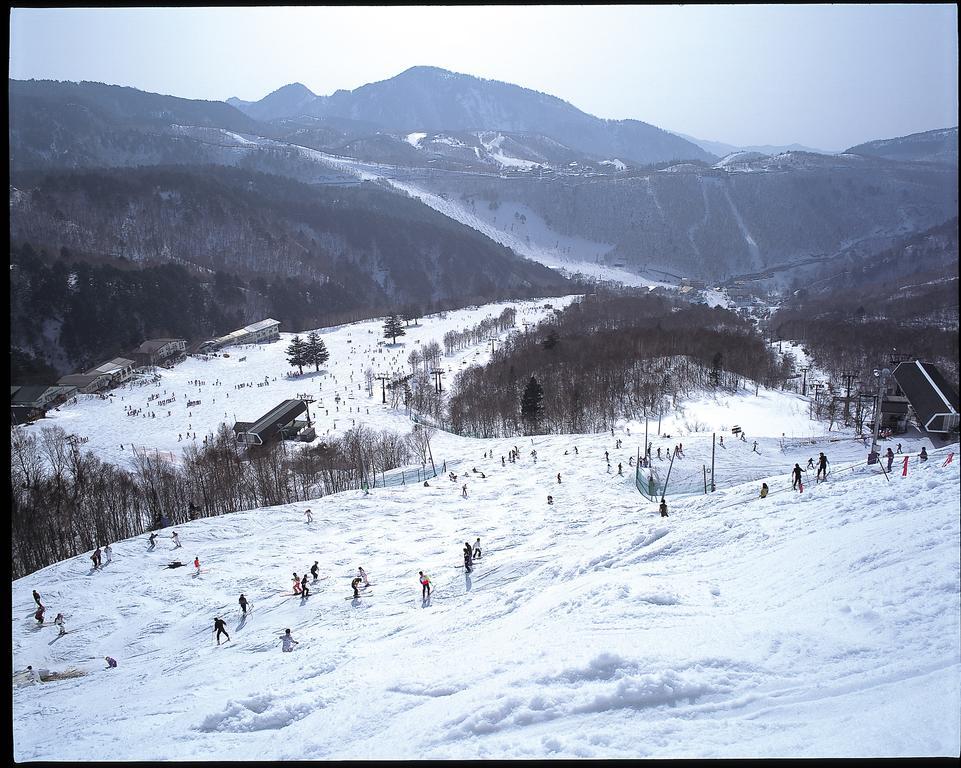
[12,297,961,760]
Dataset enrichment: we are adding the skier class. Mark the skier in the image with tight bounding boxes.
[358,567,369,587]
[760,482,769,499]
[166,561,185,569]
[171,531,182,549]
[91,547,102,569]
[54,612,66,636]
[547,495,554,505]
[806,457,815,470]
[311,561,319,580]
[920,446,928,462]
[473,538,482,560]
[351,576,362,599]
[238,594,248,615]
[557,473,562,483]
[32,590,42,608]
[103,543,113,564]
[719,436,724,447]
[292,573,302,594]
[896,443,902,454]
[304,509,313,523]
[300,573,310,597]
[752,441,759,454]
[26,665,42,684]
[657,447,662,460]
[148,532,158,551]
[885,447,895,472]
[194,556,201,575]
[605,450,609,462]
[618,463,623,475]
[213,617,229,645]
[659,498,668,518]
[35,605,45,624]
[792,463,804,491]
[816,453,829,482]
[462,484,468,498]
[418,571,432,599]
[463,542,473,573]
[105,656,118,668]
[280,628,298,652]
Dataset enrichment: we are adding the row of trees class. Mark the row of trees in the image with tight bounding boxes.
[286,331,331,375]
[442,307,517,356]
[443,292,793,437]
[11,422,422,579]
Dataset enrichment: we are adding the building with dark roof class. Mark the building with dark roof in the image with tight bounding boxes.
[892,360,960,434]
[233,399,309,446]
[132,338,186,367]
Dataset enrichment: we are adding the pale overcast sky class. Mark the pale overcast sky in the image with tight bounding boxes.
[9,5,959,151]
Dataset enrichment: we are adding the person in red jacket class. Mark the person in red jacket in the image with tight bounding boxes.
[194,557,201,575]
[418,571,431,599]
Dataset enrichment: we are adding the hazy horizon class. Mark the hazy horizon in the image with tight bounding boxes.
[9,5,959,152]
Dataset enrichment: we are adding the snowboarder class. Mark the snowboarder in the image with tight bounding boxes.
[194,556,201,575]
[547,495,554,505]
[35,605,45,624]
[463,542,473,573]
[54,613,66,636]
[32,590,42,608]
[213,616,229,645]
[311,561,319,580]
[91,547,102,569]
[304,509,313,523]
[473,538,482,560]
[792,463,804,491]
[760,482,769,499]
[557,473,562,483]
[719,436,724,447]
[418,571,432,599]
[26,665,42,684]
[280,628,298,652]
[885,447,895,472]
[358,567,369,587]
[920,446,928,462]
[752,441,759,454]
[103,544,113,564]
[816,453,829,481]
[239,594,248,615]
[300,573,310,597]
[148,532,158,551]
[171,531,182,549]
[351,577,362,599]
[105,656,118,668]
[659,498,668,518]
[292,573,302,594]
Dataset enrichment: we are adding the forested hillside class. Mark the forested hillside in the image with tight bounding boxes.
[9,166,572,381]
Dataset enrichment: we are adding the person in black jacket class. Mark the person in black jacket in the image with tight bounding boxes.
[214,616,229,645]
[792,463,804,490]
[659,498,668,518]
[310,561,319,580]
[463,542,473,573]
[300,573,310,598]
[33,590,42,608]
[238,594,248,615]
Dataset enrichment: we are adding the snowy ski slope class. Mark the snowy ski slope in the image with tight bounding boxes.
[12,297,961,759]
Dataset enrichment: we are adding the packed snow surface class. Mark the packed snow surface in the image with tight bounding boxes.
[12,297,961,759]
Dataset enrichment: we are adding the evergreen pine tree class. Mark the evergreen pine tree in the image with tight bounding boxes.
[383,314,406,344]
[520,375,545,430]
[286,334,307,375]
[305,331,329,372]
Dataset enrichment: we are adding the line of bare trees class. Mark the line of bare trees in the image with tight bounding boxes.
[11,422,417,579]
[443,307,517,355]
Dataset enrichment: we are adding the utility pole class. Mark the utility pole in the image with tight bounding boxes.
[710,432,716,492]
[375,373,389,404]
[841,371,857,424]
[868,367,891,464]
[800,366,810,396]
